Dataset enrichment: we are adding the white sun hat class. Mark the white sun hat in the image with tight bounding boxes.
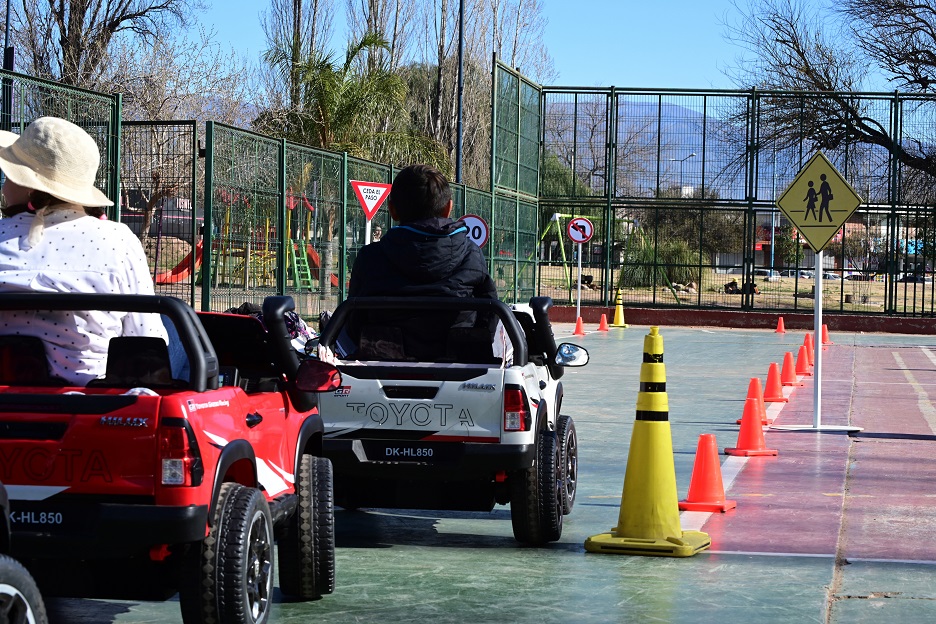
[0,116,113,207]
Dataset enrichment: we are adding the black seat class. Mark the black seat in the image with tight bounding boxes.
[196,312,282,393]
[0,336,60,386]
[87,336,180,388]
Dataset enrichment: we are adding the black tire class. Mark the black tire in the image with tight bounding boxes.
[180,483,274,624]
[278,455,336,599]
[0,554,47,624]
[509,432,563,544]
[557,415,578,514]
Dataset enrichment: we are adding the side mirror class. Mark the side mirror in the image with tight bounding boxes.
[555,343,589,367]
[295,359,342,392]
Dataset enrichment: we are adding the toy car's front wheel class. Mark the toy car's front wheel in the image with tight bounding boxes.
[278,454,336,599]
[180,483,275,624]
[509,431,563,544]
[557,415,578,514]
[0,553,47,624]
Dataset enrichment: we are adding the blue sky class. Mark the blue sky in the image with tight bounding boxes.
[198,0,742,89]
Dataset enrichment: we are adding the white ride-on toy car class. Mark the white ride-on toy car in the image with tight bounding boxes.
[296,296,588,544]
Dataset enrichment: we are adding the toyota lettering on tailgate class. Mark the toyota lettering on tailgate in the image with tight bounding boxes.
[0,448,112,483]
[345,402,475,427]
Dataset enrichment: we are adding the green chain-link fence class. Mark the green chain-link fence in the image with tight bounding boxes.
[0,69,120,206]
[14,65,936,319]
[540,86,936,316]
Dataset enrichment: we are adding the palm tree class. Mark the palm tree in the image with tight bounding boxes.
[256,32,451,295]
[257,32,450,171]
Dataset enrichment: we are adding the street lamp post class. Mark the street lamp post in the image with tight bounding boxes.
[669,152,696,196]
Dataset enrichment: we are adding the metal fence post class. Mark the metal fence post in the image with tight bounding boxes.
[339,152,348,301]
[202,121,214,311]
[109,93,122,212]
[277,139,287,295]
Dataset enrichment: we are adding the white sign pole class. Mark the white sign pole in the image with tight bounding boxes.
[814,249,823,428]
[365,220,372,243]
[576,242,583,320]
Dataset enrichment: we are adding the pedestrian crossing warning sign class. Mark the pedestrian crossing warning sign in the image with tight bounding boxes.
[776,152,863,252]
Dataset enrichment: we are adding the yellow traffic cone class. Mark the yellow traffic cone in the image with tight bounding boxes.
[584,327,711,558]
[611,289,628,328]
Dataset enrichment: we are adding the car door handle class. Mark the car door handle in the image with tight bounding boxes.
[246,412,263,428]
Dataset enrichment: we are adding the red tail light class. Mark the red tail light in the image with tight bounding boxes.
[504,386,529,432]
[158,419,203,486]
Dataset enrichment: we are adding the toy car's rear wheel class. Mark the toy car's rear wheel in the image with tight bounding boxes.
[557,415,578,514]
[509,431,563,544]
[180,483,274,624]
[0,553,47,624]
[278,454,336,599]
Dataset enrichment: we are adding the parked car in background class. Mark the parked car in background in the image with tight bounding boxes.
[821,272,843,280]
[897,273,933,283]
[121,196,204,242]
[753,269,781,282]
[780,269,813,279]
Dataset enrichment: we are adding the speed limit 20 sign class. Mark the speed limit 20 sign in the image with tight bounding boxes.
[458,214,489,247]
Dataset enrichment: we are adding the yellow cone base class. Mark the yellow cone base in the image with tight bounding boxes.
[585,530,711,558]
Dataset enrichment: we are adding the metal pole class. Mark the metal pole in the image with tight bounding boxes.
[771,152,777,269]
[814,250,823,428]
[3,0,10,51]
[455,0,464,184]
[576,242,583,320]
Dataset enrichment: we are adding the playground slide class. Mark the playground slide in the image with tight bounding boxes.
[305,244,340,288]
[155,241,204,285]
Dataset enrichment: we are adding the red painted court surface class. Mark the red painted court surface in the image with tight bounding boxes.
[703,340,936,563]
[47,324,936,623]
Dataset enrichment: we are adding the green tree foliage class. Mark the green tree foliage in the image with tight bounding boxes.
[618,228,702,287]
[256,32,450,173]
[774,223,805,266]
[628,188,743,258]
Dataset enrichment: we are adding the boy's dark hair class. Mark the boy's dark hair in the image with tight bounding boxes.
[388,164,452,222]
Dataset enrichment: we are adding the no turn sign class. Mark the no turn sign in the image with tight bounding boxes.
[567,217,594,243]
[458,214,489,247]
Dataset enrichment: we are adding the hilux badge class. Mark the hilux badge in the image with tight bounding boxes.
[459,382,496,392]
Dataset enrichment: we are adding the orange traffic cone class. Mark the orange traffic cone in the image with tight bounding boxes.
[597,314,610,332]
[804,333,814,366]
[781,351,804,386]
[736,377,770,425]
[725,398,778,457]
[795,344,813,376]
[821,323,833,346]
[679,434,737,512]
[573,317,585,336]
[763,362,788,403]
[775,316,786,333]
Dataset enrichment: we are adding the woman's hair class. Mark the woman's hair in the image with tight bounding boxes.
[27,191,58,211]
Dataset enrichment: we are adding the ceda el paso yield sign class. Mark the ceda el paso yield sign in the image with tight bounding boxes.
[350,180,392,221]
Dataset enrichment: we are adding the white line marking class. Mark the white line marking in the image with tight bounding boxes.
[893,352,936,435]
[680,455,748,532]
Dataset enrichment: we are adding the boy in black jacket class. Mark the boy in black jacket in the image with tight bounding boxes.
[349,164,496,299]
[346,165,503,361]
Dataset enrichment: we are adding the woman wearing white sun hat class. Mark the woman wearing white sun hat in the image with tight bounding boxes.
[0,116,168,386]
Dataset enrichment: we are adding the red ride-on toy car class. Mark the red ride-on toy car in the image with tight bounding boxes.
[0,293,340,624]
